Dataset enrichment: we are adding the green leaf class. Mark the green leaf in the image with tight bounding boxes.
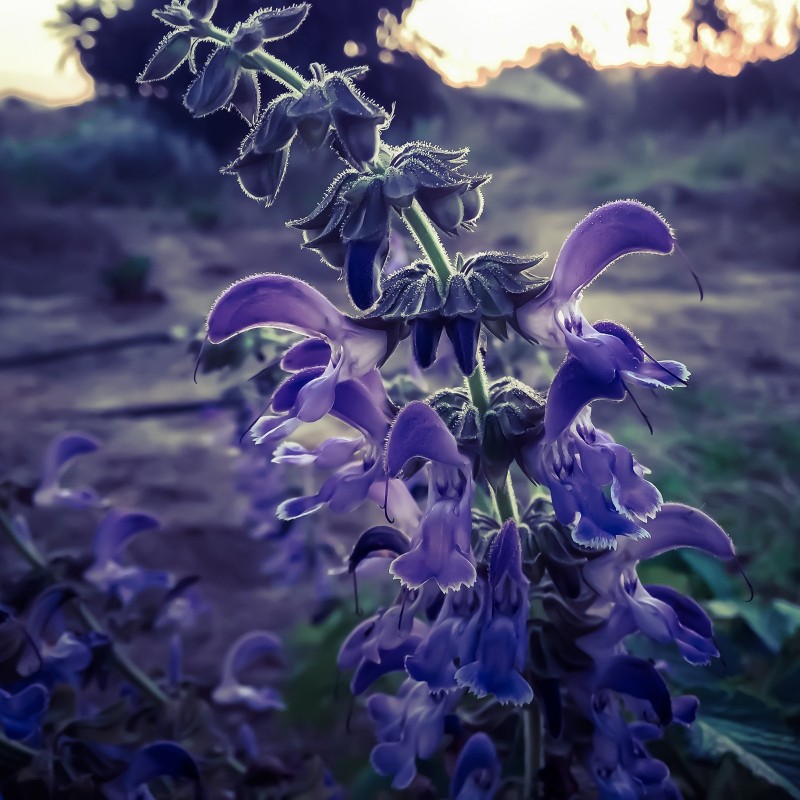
[689,688,800,799]
[706,598,800,653]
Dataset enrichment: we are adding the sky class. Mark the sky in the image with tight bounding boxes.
[0,0,798,105]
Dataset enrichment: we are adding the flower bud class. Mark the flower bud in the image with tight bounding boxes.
[249,4,311,41]
[186,0,218,22]
[184,47,242,118]
[138,31,192,83]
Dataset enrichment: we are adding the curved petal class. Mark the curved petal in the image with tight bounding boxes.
[636,503,736,561]
[212,631,284,712]
[386,401,466,475]
[550,201,674,303]
[595,655,672,726]
[207,273,345,344]
[35,432,101,508]
[451,733,501,800]
[545,357,627,440]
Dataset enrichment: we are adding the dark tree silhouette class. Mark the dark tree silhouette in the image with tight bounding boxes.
[53,0,440,148]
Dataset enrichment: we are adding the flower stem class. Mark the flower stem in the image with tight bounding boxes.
[220,33,519,524]
[202,24,307,94]
[400,201,454,285]
[523,705,541,799]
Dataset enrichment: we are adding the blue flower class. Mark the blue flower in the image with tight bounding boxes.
[456,520,533,706]
[272,376,394,519]
[405,582,486,692]
[386,402,476,592]
[526,402,661,550]
[0,684,48,742]
[367,679,462,789]
[450,733,502,800]
[338,591,432,695]
[579,503,734,664]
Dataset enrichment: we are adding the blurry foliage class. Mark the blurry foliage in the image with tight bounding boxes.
[101,253,157,302]
[618,387,800,601]
[0,104,218,204]
[580,115,800,210]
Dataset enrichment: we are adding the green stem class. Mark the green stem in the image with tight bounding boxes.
[400,201,453,284]
[523,705,541,799]
[245,50,307,94]
[202,24,307,94]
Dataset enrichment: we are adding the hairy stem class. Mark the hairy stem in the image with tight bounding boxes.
[203,24,307,93]
[400,201,454,285]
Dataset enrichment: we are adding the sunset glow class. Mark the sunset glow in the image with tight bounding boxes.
[0,0,798,105]
[402,0,800,84]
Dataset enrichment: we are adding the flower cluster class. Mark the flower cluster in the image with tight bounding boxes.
[107,2,751,796]
[0,434,304,797]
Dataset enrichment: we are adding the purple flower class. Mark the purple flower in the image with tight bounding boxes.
[515,201,687,392]
[338,587,435,694]
[450,733,502,800]
[0,684,48,742]
[456,520,533,706]
[579,503,735,664]
[367,679,462,789]
[273,376,394,519]
[386,402,476,592]
[207,274,390,422]
[211,631,284,712]
[34,432,100,509]
[405,582,486,692]
[526,405,661,550]
[587,657,681,800]
[84,510,167,603]
[25,586,95,684]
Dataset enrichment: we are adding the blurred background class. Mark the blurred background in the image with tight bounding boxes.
[0,1,799,797]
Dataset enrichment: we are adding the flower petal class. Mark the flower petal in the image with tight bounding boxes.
[550,200,674,303]
[386,401,466,475]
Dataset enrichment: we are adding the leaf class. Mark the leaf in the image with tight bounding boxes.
[706,598,800,654]
[689,688,800,799]
[58,699,138,745]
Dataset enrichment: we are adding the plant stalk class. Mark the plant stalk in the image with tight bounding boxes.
[213,33,520,524]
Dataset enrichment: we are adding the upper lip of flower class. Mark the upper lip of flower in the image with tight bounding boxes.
[206,272,391,421]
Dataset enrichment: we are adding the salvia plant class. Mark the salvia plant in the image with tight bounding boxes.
[0,1,764,798]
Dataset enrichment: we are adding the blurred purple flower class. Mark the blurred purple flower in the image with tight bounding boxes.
[0,683,48,742]
[34,432,101,509]
[450,732,502,800]
[211,630,284,712]
[367,679,462,790]
[84,510,167,603]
